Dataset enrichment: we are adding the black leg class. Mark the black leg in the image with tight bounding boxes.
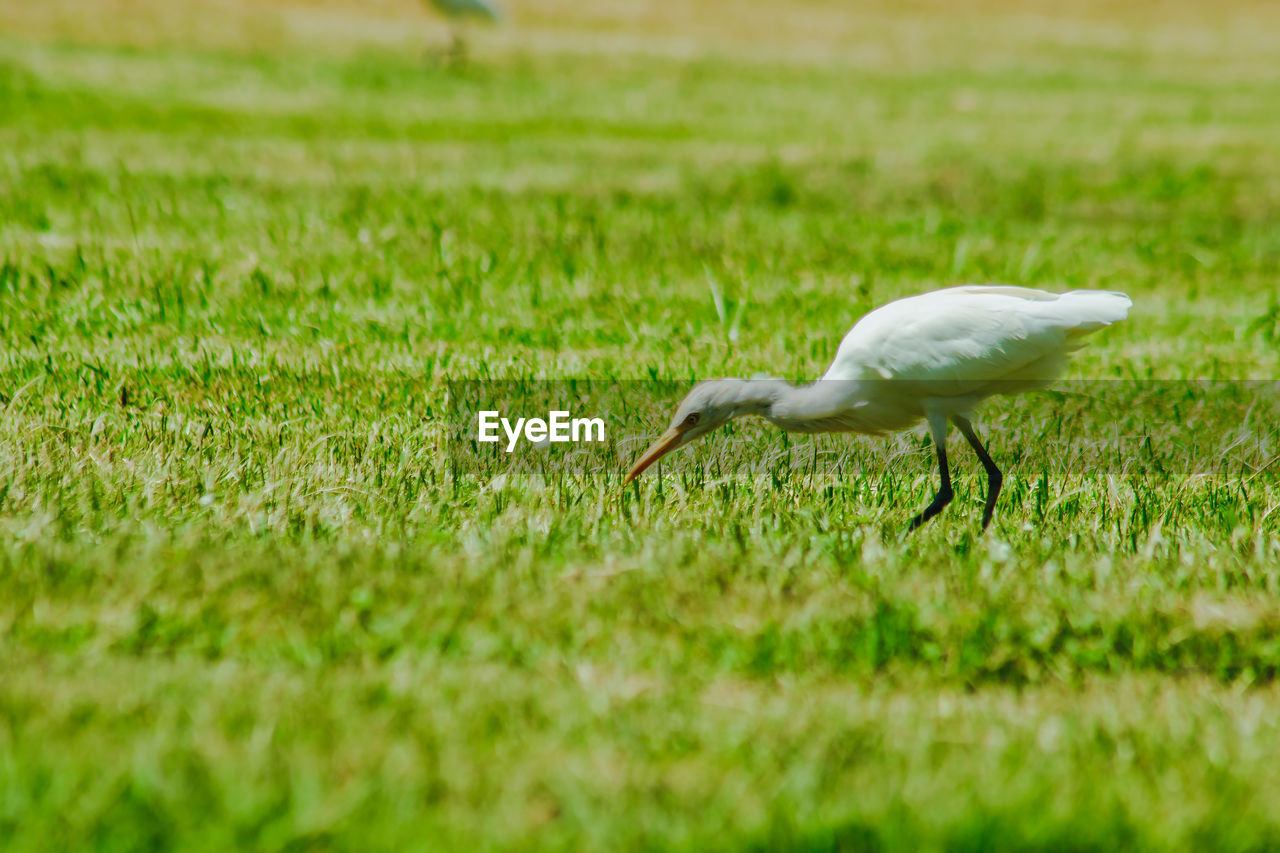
[953,415,1002,531]
[908,416,953,532]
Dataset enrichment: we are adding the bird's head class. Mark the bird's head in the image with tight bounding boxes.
[624,379,772,485]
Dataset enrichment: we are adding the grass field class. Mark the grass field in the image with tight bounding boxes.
[3,0,1280,849]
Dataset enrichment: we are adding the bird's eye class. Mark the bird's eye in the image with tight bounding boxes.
[683,413,701,427]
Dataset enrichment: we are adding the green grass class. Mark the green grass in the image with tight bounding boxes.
[3,1,1280,848]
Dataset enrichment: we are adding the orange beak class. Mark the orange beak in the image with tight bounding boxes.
[624,426,685,485]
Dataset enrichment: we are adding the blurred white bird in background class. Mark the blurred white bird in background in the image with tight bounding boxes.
[626,286,1132,531]
[423,0,502,65]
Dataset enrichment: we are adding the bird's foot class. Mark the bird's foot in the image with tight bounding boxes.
[906,487,953,533]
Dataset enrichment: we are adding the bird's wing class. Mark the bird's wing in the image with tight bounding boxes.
[821,286,1130,396]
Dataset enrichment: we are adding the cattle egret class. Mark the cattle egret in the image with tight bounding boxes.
[625,286,1132,531]
[423,0,502,64]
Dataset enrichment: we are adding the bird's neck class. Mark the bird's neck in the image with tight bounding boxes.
[715,378,865,432]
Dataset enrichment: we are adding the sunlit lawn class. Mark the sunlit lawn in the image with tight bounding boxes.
[2,0,1280,848]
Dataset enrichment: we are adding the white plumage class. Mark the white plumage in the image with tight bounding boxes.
[626,285,1131,530]
[826,286,1129,386]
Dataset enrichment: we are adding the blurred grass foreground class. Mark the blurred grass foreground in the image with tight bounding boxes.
[3,0,1280,850]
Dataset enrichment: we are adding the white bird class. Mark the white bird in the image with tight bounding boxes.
[625,285,1132,531]
[423,0,502,64]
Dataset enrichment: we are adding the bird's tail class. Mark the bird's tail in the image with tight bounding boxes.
[1052,290,1132,337]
